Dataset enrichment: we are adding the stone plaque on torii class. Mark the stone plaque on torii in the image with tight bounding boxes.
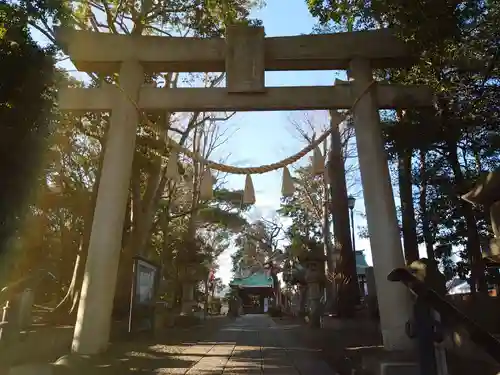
[56,25,433,355]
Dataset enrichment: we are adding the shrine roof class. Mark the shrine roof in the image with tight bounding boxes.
[230,272,274,289]
[356,250,370,275]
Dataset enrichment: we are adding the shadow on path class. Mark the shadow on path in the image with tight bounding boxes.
[81,314,337,375]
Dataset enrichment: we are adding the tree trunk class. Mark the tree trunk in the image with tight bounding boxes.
[56,224,76,297]
[113,109,194,316]
[113,154,167,318]
[322,198,336,312]
[50,241,85,323]
[323,201,335,275]
[398,149,419,263]
[322,140,336,312]
[447,144,487,294]
[66,248,86,317]
[418,150,436,261]
[50,122,109,323]
[327,116,358,317]
[204,278,209,318]
[113,195,135,319]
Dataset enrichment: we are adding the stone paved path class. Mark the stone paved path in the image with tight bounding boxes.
[160,314,337,375]
[5,316,338,375]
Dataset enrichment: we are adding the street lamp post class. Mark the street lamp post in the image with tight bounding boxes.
[347,195,356,252]
[347,195,361,303]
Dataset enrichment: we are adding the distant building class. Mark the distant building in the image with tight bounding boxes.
[229,271,276,314]
[355,250,370,277]
[355,250,370,296]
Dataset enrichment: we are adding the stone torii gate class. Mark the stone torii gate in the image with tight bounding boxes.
[56,25,433,355]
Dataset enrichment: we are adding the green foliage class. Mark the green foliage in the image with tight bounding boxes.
[0,0,264,311]
[0,1,55,260]
[189,0,264,36]
[306,0,500,287]
[278,165,324,257]
[18,0,72,27]
[230,219,284,276]
[198,188,251,230]
[198,206,247,230]
[48,0,263,38]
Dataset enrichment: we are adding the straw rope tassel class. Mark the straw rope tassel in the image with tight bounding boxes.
[243,174,256,204]
[281,166,295,197]
[200,167,214,200]
[312,145,325,175]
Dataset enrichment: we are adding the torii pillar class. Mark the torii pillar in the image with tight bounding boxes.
[349,58,413,350]
[71,61,143,354]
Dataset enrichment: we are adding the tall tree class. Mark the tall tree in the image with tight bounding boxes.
[306,0,500,293]
[284,111,359,315]
[3,0,263,320]
[0,1,56,284]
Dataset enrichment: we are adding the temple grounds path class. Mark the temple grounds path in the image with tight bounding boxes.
[80,314,337,375]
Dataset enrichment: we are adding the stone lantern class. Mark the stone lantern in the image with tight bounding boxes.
[298,243,326,328]
[179,263,198,315]
[177,242,200,316]
[285,260,307,317]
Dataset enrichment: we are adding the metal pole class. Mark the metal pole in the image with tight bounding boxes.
[349,207,360,302]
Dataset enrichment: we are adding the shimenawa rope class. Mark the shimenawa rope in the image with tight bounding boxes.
[114,80,376,175]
